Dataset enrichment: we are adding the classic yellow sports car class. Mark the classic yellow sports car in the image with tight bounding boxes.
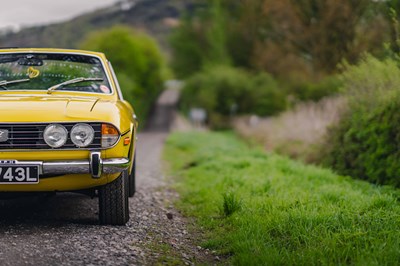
[0,48,138,225]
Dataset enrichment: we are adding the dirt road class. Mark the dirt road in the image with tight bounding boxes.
[0,88,205,265]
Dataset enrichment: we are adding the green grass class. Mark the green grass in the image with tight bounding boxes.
[147,240,183,266]
[164,131,400,265]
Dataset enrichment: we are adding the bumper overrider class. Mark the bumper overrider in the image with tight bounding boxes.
[2,152,130,179]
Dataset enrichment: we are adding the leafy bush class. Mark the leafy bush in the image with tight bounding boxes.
[80,26,167,124]
[180,65,286,128]
[322,55,400,186]
[285,76,342,102]
[245,73,288,116]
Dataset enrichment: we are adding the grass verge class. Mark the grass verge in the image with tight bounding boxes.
[164,131,400,265]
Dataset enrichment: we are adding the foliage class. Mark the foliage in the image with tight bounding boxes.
[258,0,374,74]
[322,55,400,186]
[169,13,206,78]
[170,0,380,117]
[80,26,166,123]
[180,65,286,128]
[384,0,400,53]
[285,76,342,102]
[171,0,387,79]
[169,1,231,78]
[165,131,400,265]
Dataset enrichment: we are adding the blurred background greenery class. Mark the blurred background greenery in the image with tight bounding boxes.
[80,26,167,121]
[3,0,400,186]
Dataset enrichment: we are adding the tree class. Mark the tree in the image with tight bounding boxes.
[170,0,232,78]
[171,0,387,80]
[255,0,372,75]
[80,26,166,121]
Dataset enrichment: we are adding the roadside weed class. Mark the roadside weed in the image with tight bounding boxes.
[220,191,242,217]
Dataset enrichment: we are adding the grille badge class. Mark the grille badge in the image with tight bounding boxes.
[0,129,9,142]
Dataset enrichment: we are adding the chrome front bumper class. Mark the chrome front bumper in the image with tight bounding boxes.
[1,152,130,179]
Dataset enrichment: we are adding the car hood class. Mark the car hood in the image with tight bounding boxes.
[0,95,119,124]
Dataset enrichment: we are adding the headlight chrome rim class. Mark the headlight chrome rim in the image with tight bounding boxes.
[70,123,95,148]
[43,124,68,148]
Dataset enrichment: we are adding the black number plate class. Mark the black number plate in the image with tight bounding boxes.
[0,165,39,184]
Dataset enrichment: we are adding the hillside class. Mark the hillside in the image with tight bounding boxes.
[0,0,195,50]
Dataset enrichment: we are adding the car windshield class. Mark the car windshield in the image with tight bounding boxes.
[0,53,112,94]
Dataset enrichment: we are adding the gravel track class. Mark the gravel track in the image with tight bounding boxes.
[0,88,208,265]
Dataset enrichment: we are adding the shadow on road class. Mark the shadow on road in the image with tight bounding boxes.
[0,194,98,226]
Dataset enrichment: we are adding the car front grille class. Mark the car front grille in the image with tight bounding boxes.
[0,123,102,150]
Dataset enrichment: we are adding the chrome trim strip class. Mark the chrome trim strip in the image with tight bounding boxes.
[43,161,89,175]
[108,61,124,100]
[102,158,130,174]
[43,158,130,176]
[0,157,130,178]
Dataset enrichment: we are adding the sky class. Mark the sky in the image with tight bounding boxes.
[0,0,120,31]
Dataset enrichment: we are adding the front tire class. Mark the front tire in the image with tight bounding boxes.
[98,170,129,225]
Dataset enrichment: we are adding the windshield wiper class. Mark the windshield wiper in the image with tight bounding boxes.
[47,77,104,94]
[0,78,30,90]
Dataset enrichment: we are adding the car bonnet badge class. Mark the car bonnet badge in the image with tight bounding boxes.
[0,129,9,142]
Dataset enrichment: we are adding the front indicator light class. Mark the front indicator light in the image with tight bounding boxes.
[70,123,95,147]
[124,137,131,146]
[101,124,119,148]
[44,124,68,148]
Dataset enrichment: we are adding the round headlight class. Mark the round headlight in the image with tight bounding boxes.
[70,123,95,147]
[44,124,68,148]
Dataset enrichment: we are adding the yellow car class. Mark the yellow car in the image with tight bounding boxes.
[0,48,138,225]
